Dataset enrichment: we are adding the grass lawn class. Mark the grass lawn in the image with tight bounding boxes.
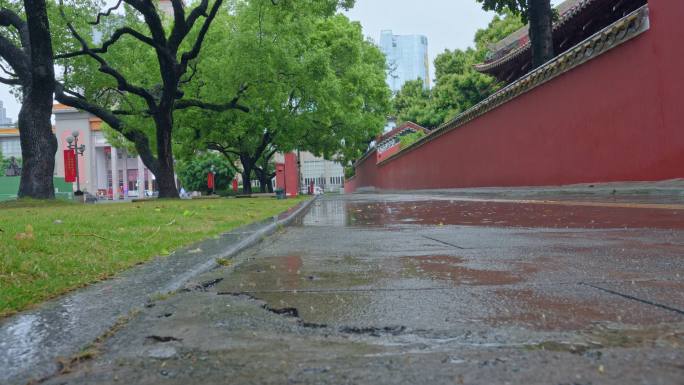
[0,197,306,317]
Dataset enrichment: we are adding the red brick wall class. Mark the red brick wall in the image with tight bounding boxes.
[347,0,684,192]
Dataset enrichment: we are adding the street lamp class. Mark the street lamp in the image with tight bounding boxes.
[66,130,86,195]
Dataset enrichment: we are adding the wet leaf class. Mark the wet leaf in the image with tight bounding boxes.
[14,224,34,240]
[216,258,232,266]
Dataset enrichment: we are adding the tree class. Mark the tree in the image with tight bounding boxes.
[393,12,522,129]
[476,0,554,68]
[176,152,234,193]
[393,79,443,129]
[176,0,389,194]
[0,0,57,198]
[55,0,249,198]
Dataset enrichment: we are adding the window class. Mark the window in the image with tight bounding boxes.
[1,138,21,158]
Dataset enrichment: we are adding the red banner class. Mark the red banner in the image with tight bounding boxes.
[207,172,215,189]
[64,149,76,183]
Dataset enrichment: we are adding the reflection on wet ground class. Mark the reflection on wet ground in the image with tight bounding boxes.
[343,199,684,229]
[402,255,534,286]
[218,195,684,335]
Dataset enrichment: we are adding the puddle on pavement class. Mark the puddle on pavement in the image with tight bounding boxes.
[401,256,536,286]
[212,255,383,293]
[488,288,683,331]
[527,322,684,354]
[343,200,684,229]
[215,253,540,295]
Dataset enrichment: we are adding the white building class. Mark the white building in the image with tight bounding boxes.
[275,151,345,193]
[53,104,155,199]
[0,127,21,158]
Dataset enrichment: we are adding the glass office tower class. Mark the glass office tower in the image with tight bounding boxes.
[379,30,430,93]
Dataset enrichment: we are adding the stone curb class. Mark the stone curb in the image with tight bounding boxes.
[159,196,317,293]
[0,196,317,385]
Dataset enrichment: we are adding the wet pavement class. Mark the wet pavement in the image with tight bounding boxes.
[20,193,684,384]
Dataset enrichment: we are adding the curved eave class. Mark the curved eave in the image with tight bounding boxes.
[475,0,605,77]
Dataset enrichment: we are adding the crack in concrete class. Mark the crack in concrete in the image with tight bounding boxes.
[421,235,471,249]
[580,282,684,315]
[145,335,182,343]
[180,278,225,292]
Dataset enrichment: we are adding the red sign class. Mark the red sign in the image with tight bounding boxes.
[232,178,238,192]
[207,172,215,189]
[64,149,76,183]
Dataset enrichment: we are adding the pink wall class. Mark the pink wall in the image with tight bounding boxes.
[347,0,684,193]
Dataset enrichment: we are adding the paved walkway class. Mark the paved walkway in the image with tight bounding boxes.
[39,193,684,384]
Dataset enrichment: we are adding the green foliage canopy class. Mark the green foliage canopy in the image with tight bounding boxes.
[393,12,523,129]
[175,0,390,179]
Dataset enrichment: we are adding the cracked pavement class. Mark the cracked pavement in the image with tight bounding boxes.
[37,193,684,384]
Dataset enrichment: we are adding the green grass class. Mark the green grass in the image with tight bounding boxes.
[0,196,306,317]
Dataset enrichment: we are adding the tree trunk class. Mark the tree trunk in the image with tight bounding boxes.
[17,96,57,199]
[254,167,269,193]
[240,157,253,195]
[18,0,57,199]
[153,111,179,198]
[528,0,554,68]
[265,175,274,193]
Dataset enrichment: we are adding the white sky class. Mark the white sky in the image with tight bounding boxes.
[0,0,561,121]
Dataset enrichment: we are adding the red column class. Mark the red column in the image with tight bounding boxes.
[275,163,285,190]
[284,153,299,197]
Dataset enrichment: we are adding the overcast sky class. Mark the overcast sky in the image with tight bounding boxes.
[0,0,540,122]
[345,0,496,82]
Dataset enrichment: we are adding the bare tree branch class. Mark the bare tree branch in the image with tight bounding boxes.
[0,34,29,80]
[176,83,249,112]
[178,0,223,74]
[89,0,123,25]
[124,0,167,46]
[57,3,158,107]
[0,7,29,50]
[0,75,20,85]
[0,61,16,77]
[179,62,197,85]
[56,26,157,59]
[175,98,249,113]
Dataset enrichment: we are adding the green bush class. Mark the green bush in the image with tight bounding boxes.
[176,153,236,193]
[399,131,426,150]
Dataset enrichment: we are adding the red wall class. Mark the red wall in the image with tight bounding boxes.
[284,153,299,197]
[347,0,684,193]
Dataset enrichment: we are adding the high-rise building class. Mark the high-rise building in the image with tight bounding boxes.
[0,101,12,126]
[379,30,430,93]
